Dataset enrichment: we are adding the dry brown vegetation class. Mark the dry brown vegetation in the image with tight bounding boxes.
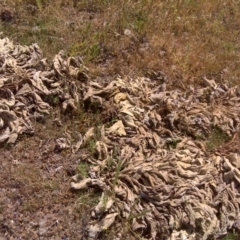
[1,0,240,239]
[2,0,240,83]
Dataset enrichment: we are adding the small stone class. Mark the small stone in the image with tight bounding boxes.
[32,26,40,32]
[124,29,132,37]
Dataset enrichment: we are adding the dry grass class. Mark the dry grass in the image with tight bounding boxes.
[1,0,240,83]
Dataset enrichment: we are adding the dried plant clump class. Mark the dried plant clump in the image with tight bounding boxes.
[0,36,88,143]
[69,76,240,239]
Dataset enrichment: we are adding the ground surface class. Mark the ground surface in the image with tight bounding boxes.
[0,114,91,239]
[1,1,240,240]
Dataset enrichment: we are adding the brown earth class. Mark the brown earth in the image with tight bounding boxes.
[0,112,92,239]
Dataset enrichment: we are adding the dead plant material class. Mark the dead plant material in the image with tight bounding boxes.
[0,36,88,143]
[70,76,240,239]
[2,36,240,239]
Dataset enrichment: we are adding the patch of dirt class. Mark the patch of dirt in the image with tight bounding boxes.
[0,114,97,239]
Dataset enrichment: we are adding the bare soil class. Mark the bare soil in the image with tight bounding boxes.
[0,110,103,239]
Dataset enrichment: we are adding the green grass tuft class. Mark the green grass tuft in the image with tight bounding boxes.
[206,126,231,151]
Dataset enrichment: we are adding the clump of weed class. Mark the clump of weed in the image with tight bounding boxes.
[223,232,239,240]
[42,179,59,190]
[43,94,61,106]
[77,162,89,179]
[206,126,231,151]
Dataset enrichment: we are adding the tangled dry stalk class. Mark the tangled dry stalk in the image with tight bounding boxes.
[1,36,240,239]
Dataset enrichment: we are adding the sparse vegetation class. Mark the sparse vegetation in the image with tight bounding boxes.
[77,162,89,178]
[112,157,122,191]
[223,232,239,240]
[74,190,101,213]
[206,126,231,151]
[86,138,96,155]
[1,0,240,81]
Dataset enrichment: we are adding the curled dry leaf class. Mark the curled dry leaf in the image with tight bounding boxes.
[88,213,118,239]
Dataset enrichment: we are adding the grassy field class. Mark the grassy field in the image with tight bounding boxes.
[2,0,240,84]
[1,0,240,239]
